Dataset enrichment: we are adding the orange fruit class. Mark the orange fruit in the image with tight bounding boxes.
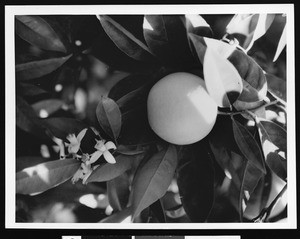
[147,72,218,145]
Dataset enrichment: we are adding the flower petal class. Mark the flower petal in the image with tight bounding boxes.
[103,151,116,164]
[68,144,80,154]
[105,141,117,151]
[94,139,105,151]
[77,128,88,142]
[81,163,92,173]
[66,134,77,144]
[89,150,103,164]
[71,168,84,184]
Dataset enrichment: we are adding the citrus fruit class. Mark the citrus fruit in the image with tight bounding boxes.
[147,72,218,145]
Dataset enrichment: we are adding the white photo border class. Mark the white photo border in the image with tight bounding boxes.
[5,4,296,229]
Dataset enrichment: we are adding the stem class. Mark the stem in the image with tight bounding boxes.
[217,100,279,117]
[252,184,287,223]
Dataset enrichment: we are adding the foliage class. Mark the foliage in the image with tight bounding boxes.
[15,13,287,223]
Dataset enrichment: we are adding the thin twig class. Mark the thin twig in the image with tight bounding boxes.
[218,100,279,117]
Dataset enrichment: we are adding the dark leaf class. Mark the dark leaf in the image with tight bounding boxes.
[130,145,177,219]
[229,48,267,103]
[273,23,286,62]
[42,117,87,139]
[185,14,213,37]
[226,14,275,51]
[149,199,166,223]
[256,118,287,181]
[229,152,264,220]
[265,73,286,101]
[177,140,214,222]
[16,15,67,53]
[16,55,72,81]
[209,142,264,219]
[232,118,266,174]
[98,15,154,62]
[143,15,195,68]
[31,99,65,118]
[19,83,48,96]
[16,158,80,195]
[107,173,130,211]
[99,206,133,223]
[116,145,145,156]
[17,156,50,172]
[86,155,134,183]
[16,96,48,139]
[96,96,122,142]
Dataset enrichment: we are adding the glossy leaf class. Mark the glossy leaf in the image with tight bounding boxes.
[273,23,287,62]
[229,152,264,219]
[232,118,266,174]
[86,155,133,183]
[16,96,48,139]
[209,142,263,219]
[192,36,265,103]
[189,34,236,64]
[17,156,49,172]
[96,96,122,142]
[99,206,133,223]
[188,34,267,103]
[203,47,243,107]
[116,145,145,156]
[16,158,80,195]
[149,199,166,223]
[255,118,287,181]
[177,141,214,222]
[185,14,212,37]
[228,49,267,102]
[107,173,130,211]
[130,145,177,219]
[226,14,275,51]
[42,117,87,139]
[19,83,48,96]
[31,99,65,118]
[265,74,286,101]
[97,15,153,62]
[143,15,194,68]
[15,15,67,53]
[16,55,72,81]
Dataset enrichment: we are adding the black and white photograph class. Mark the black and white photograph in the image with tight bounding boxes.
[5,4,296,229]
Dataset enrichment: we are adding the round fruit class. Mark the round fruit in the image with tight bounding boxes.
[147,72,218,145]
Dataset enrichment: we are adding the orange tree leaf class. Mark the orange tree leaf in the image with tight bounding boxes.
[16,15,67,53]
[98,15,154,62]
[130,145,177,219]
[107,173,130,212]
[96,96,122,142]
[16,158,80,195]
[255,118,287,181]
[86,155,135,183]
[16,55,72,81]
[31,99,64,117]
[203,47,243,107]
[232,117,266,174]
[143,15,195,68]
[189,34,267,103]
[177,140,214,222]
